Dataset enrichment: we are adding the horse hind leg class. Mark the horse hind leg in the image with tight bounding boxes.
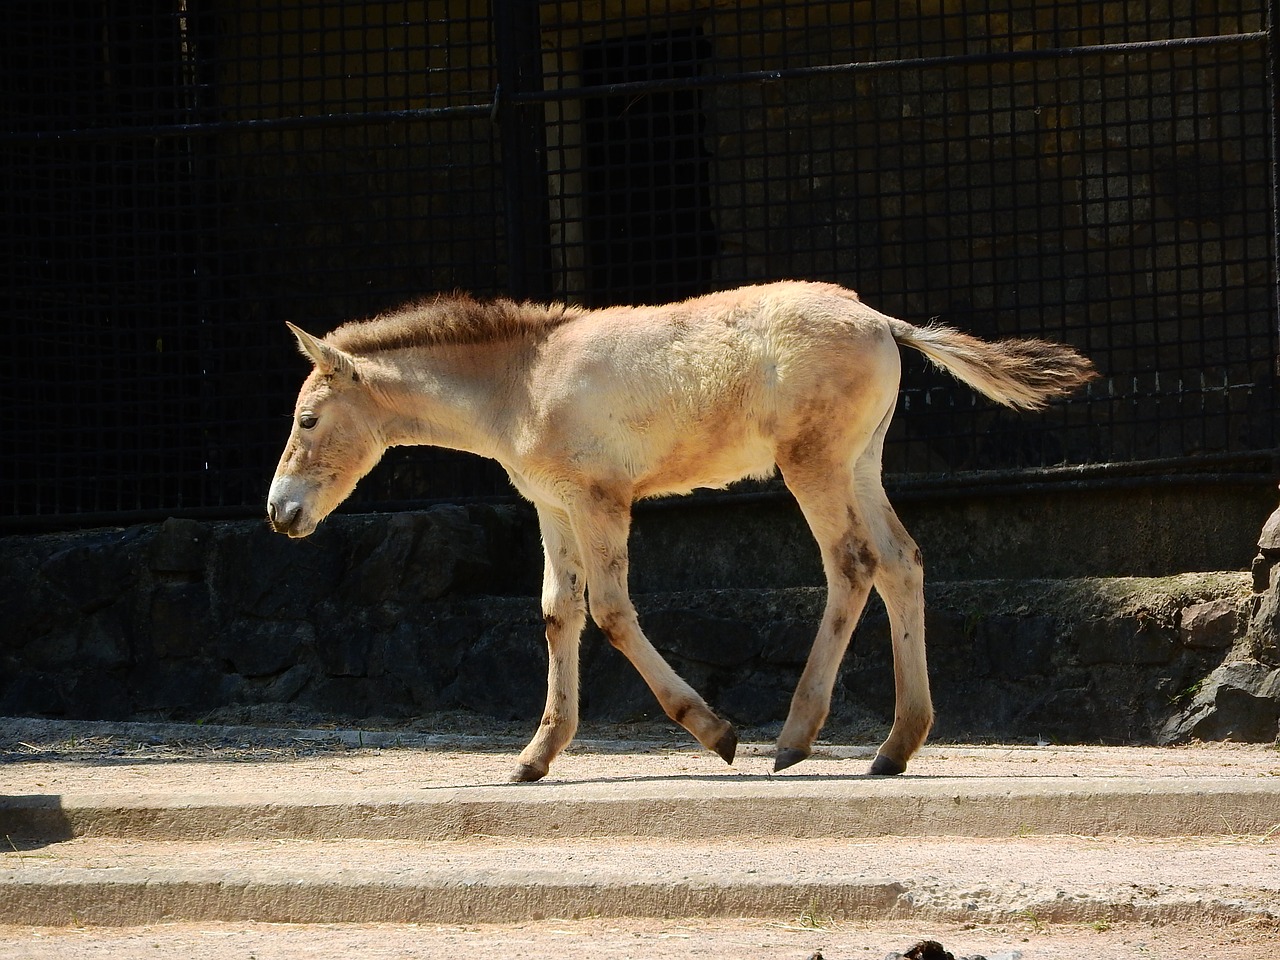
[775,465,878,772]
[859,473,932,776]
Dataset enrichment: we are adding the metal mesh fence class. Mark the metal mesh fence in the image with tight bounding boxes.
[2,0,1276,528]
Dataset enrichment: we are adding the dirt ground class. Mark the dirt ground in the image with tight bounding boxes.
[2,916,1278,960]
[3,719,1278,957]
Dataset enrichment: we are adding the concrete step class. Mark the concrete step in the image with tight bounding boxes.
[2,720,1278,931]
[3,835,1278,927]
[5,759,1280,844]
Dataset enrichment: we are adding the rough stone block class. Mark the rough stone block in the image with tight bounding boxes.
[336,514,418,604]
[41,530,143,615]
[228,619,313,678]
[761,619,819,666]
[976,615,1058,678]
[1073,615,1175,666]
[0,672,67,717]
[297,676,374,719]
[1251,552,1272,593]
[581,639,657,722]
[644,610,763,667]
[265,663,311,704]
[446,621,547,721]
[1,554,66,645]
[1016,685,1107,742]
[403,505,493,600]
[922,609,969,649]
[148,582,212,659]
[148,518,208,575]
[1160,659,1280,744]
[1246,569,1280,665]
[1178,599,1239,649]
[65,669,132,720]
[717,674,792,724]
[128,660,223,714]
[213,524,345,620]
[411,617,482,676]
[19,624,78,671]
[1257,502,1280,552]
[75,609,132,669]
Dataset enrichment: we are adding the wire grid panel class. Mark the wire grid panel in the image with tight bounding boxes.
[1,1,512,521]
[1,0,1276,525]
[538,0,1277,476]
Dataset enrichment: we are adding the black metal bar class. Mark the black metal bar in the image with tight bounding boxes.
[6,32,1264,148]
[0,103,496,146]
[1270,0,1280,379]
[512,30,1270,105]
[492,0,552,301]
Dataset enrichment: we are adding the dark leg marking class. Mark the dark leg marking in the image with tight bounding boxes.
[858,543,878,573]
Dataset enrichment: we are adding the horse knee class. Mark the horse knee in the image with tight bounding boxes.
[899,543,924,584]
[544,594,585,633]
[589,602,636,650]
[877,539,923,591]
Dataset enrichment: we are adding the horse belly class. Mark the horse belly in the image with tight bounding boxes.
[632,421,777,499]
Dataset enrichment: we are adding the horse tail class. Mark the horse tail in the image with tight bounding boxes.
[887,317,1098,411]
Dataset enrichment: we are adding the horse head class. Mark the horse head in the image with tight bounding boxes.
[267,323,387,537]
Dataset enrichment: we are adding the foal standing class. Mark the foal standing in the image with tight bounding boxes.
[268,281,1096,780]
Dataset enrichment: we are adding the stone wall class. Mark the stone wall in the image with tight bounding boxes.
[3,499,1275,745]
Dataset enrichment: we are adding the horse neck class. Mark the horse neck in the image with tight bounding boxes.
[373,342,523,459]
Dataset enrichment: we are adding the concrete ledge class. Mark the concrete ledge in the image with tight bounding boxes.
[2,724,1277,930]
[5,776,1280,844]
[3,836,1277,927]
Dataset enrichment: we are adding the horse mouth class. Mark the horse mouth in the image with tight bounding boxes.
[267,499,315,538]
[269,516,309,537]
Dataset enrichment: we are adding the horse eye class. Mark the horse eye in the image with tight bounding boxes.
[299,413,318,430]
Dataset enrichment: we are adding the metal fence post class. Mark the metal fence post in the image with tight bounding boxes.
[493,0,552,303]
[1270,0,1280,378]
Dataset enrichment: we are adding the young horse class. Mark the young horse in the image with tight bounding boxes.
[268,281,1096,781]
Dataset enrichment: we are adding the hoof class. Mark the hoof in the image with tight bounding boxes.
[773,746,810,772]
[869,753,906,776]
[713,724,738,765]
[510,762,548,783]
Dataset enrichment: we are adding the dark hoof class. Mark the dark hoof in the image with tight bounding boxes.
[510,762,548,783]
[773,746,810,772]
[869,753,906,776]
[713,725,738,765]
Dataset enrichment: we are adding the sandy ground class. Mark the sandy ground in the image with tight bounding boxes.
[2,916,1278,960]
[3,721,1278,957]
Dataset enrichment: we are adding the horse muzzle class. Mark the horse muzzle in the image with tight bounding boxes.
[267,476,318,538]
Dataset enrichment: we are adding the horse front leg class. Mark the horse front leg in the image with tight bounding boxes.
[570,488,737,765]
[512,503,587,782]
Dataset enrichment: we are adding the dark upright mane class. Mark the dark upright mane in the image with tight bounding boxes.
[326,293,583,355]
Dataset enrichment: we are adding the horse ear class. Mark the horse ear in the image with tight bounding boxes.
[286,322,359,380]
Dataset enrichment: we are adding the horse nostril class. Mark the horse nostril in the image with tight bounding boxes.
[267,498,301,532]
